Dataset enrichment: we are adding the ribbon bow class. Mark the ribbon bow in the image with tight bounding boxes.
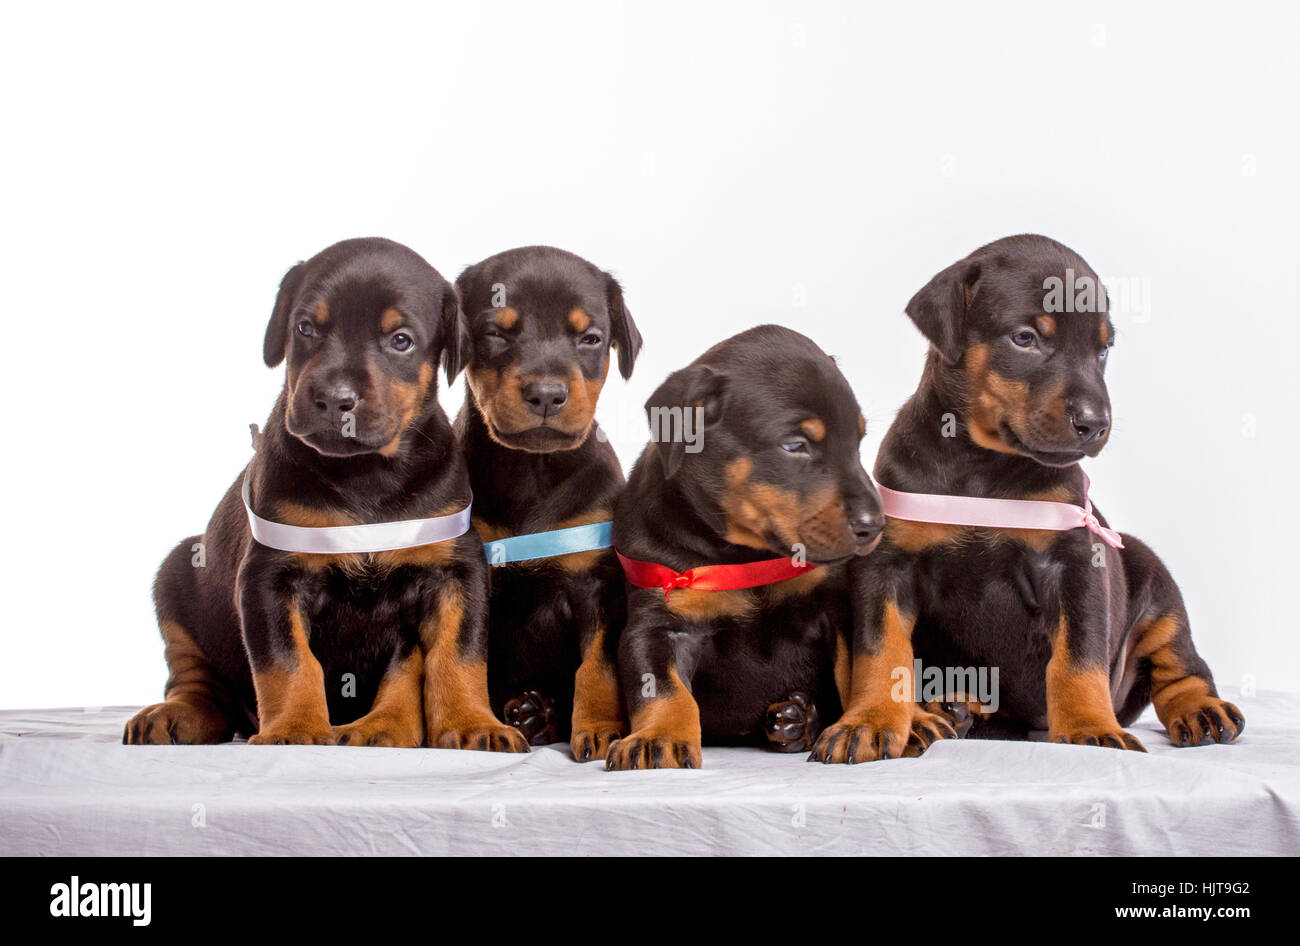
[616,551,818,602]
[1080,495,1125,549]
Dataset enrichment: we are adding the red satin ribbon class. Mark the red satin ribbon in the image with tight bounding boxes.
[616,550,818,601]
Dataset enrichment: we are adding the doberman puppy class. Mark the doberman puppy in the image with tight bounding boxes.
[810,234,1244,761]
[451,246,642,761]
[607,325,893,769]
[124,237,527,752]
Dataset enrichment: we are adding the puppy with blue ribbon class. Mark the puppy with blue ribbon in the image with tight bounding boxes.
[451,246,642,761]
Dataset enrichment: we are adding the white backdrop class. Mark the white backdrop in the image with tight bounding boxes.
[2,1,1296,707]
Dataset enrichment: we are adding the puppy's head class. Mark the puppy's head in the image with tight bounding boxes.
[906,234,1115,467]
[645,326,883,565]
[450,246,642,452]
[263,237,461,458]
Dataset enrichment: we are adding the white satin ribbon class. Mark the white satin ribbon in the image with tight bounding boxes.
[242,473,472,554]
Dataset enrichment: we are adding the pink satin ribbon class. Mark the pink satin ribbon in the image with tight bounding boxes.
[876,473,1124,549]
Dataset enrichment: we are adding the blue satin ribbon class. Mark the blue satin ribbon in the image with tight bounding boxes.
[484,521,614,565]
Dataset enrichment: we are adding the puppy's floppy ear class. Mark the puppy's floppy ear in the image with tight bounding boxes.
[905,258,982,365]
[263,261,306,368]
[440,286,472,385]
[644,363,727,478]
[605,272,642,379]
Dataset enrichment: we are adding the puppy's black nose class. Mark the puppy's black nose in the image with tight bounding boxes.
[523,379,569,418]
[1069,402,1110,443]
[314,385,359,417]
[852,513,885,548]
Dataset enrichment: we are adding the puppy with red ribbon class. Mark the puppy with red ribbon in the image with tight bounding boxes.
[814,234,1245,762]
[607,326,889,769]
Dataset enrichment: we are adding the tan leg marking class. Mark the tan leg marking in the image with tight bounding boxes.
[327,648,425,748]
[248,608,333,745]
[422,586,529,752]
[606,668,702,770]
[570,624,625,762]
[123,620,236,745]
[1046,617,1144,750]
[1136,615,1244,746]
[810,601,948,763]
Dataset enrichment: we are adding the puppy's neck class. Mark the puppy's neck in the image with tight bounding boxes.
[456,397,614,528]
[878,355,1082,499]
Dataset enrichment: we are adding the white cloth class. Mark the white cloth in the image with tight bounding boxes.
[1,691,1297,856]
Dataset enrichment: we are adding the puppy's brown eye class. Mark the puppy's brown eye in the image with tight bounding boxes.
[579,333,602,347]
[390,332,414,352]
[1099,346,1110,362]
[1011,329,1036,348]
[780,439,810,455]
[296,320,317,338]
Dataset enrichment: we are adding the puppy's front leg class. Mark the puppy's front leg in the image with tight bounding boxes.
[239,556,332,745]
[327,646,425,748]
[570,616,626,763]
[810,596,926,762]
[1047,560,1145,751]
[606,607,701,770]
[421,576,530,753]
[811,560,954,762]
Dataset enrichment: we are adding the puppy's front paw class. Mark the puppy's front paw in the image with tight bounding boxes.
[920,698,978,738]
[1164,697,1245,747]
[605,731,701,770]
[571,723,622,762]
[328,714,422,748]
[1050,721,1146,751]
[764,691,821,753]
[248,719,332,745]
[902,708,961,758]
[503,690,558,746]
[432,722,530,753]
[807,710,911,763]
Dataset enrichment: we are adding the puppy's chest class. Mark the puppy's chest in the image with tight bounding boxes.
[294,560,434,631]
[488,557,610,622]
[665,569,846,640]
[910,536,1066,626]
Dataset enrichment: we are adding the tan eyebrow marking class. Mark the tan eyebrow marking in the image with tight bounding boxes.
[313,300,329,324]
[496,307,519,330]
[800,418,826,443]
[858,414,867,437]
[380,308,404,333]
[1036,315,1056,338]
[1100,320,1112,345]
[569,308,591,333]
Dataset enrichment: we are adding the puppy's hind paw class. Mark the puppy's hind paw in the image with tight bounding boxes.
[1164,696,1245,747]
[503,689,558,746]
[764,691,821,753]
